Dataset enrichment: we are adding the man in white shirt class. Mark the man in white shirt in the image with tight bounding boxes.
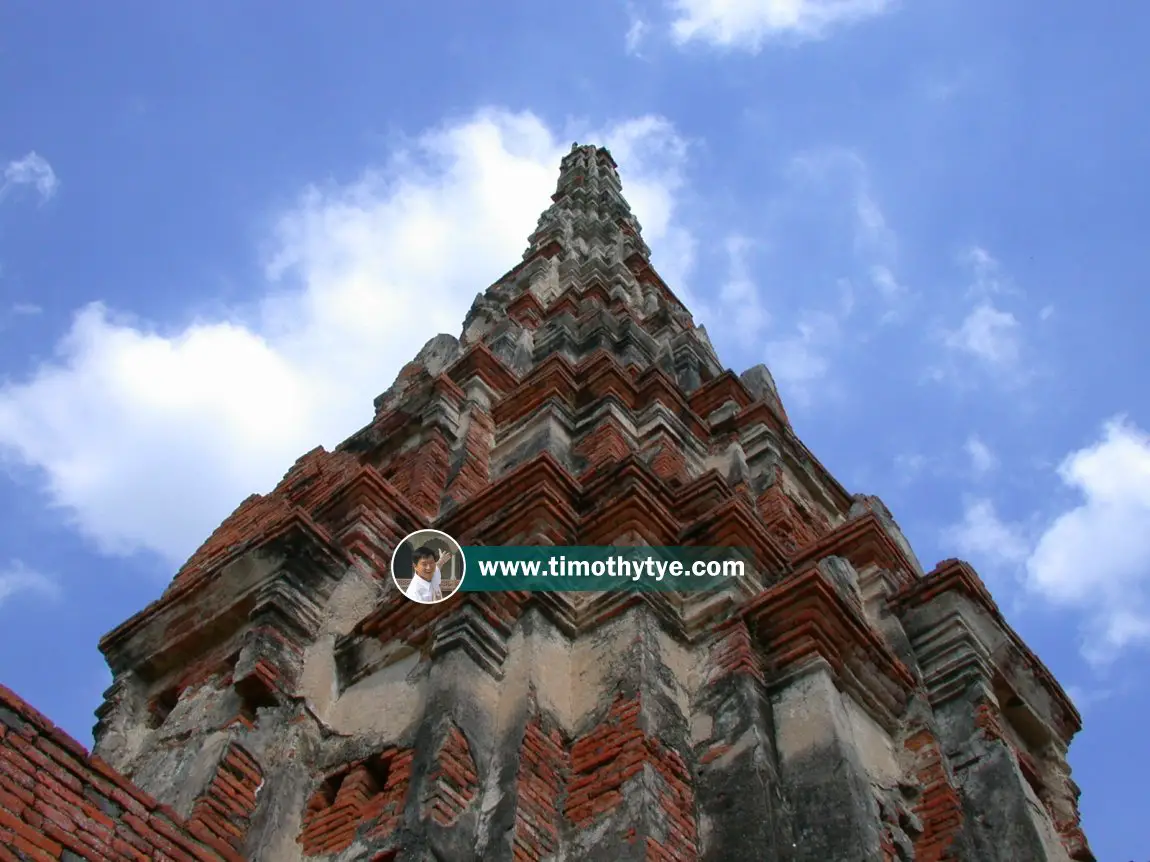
[404,546,452,603]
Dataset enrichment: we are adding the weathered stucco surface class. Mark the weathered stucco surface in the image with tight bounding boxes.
[2,145,1092,861]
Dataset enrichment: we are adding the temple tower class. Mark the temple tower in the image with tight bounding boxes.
[80,145,1092,861]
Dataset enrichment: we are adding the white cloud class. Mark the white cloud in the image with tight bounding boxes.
[869,264,903,302]
[853,190,895,259]
[929,248,1032,385]
[943,302,1021,367]
[785,148,906,309]
[893,452,927,484]
[0,109,696,565]
[1026,418,1150,663]
[962,245,1012,297]
[944,497,1030,568]
[965,435,997,476]
[944,418,1150,665]
[625,10,650,55]
[0,560,58,608]
[1,152,59,202]
[716,235,770,345]
[668,0,895,49]
[701,147,906,404]
[762,308,846,402]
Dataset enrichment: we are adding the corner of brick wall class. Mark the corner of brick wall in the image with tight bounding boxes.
[0,683,240,861]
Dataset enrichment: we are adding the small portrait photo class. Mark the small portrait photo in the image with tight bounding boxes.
[391,529,466,604]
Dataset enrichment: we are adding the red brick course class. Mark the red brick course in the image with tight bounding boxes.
[706,620,765,686]
[565,695,698,862]
[574,418,633,472]
[444,407,494,506]
[422,726,478,827]
[0,684,241,861]
[512,717,567,862]
[186,743,262,856]
[903,728,964,862]
[297,748,413,857]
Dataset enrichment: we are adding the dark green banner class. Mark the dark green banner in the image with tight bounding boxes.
[458,546,750,592]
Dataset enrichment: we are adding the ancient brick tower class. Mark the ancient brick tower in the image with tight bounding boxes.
[13,145,1089,862]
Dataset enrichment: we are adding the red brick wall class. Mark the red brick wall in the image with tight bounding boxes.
[0,684,241,861]
[512,717,567,861]
[186,743,262,855]
[565,695,698,861]
[421,725,478,827]
[298,747,413,857]
[903,728,964,862]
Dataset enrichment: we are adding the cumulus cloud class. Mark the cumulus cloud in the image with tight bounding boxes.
[1,152,59,202]
[625,6,651,55]
[763,309,842,402]
[945,498,1030,568]
[943,303,1021,366]
[965,435,997,477]
[668,0,895,49]
[1027,418,1150,663]
[0,560,58,608]
[945,418,1150,664]
[930,248,1030,385]
[0,109,697,566]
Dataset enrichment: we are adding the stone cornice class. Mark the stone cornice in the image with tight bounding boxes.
[780,434,854,513]
[687,370,754,419]
[679,496,791,575]
[901,607,995,708]
[445,342,521,397]
[311,467,429,539]
[710,400,789,442]
[742,566,916,732]
[493,349,713,443]
[99,519,347,678]
[624,252,686,312]
[894,559,1081,741]
[792,511,918,591]
[435,452,582,543]
[579,458,684,545]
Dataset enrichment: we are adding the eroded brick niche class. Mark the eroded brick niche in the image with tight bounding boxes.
[421,723,479,827]
[298,747,413,856]
[186,742,263,854]
[483,695,706,860]
[143,648,279,734]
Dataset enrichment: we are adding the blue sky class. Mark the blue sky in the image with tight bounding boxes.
[1,1,1147,857]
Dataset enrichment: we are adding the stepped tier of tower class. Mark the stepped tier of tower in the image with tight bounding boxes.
[1,145,1091,861]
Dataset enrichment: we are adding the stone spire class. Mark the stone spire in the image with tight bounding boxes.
[523,143,652,265]
[447,142,726,419]
[13,145,1092,862]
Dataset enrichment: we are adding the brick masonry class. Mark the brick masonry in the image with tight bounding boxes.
[298,748,413,856]
[2,144,1093,861]
[0,684,241,861]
